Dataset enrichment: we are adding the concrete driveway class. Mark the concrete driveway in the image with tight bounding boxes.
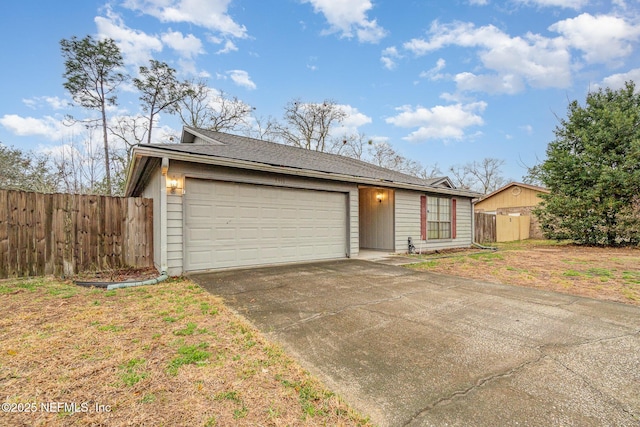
[191,260,640,426]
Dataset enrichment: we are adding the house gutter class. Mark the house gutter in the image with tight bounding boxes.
[128,146,481,199]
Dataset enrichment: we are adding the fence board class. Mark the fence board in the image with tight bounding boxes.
[0,190,153,278]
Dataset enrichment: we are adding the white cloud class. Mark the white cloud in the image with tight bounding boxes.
[161,30,204,58]
[380,46,400,69]
[512,0,588,9]
[0,115,74,140]
[454,72,525,94]
[226,70,256,90]
[303,0,387,43]
[385,102,487,142]
[216,40,238,54]
[122,0,247,38]
[600,68,640,91]
[404,21,572,93]
[326,104,372,138]
[469,0,488,4]
[23,96,69,111]
[95,10,163,67]
[549,13,640,64]
[339,104,372,127]
[419,58,447,80]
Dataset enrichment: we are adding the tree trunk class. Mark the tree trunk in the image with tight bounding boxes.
[100,96,112,196]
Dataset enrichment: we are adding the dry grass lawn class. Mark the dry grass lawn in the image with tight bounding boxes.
[0,277,371,427]
[409,240,640,306]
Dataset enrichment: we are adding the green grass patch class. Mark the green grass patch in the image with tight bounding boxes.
[173,322,208,336]
[563,270,583,277]
[586,268,613,277]
[0,279,45,295]
[47,284,78,299]
[167,343,211,375]
[233,405,248,419]
[140,393,156,404]
[173,322,197,336]
[214,390,242,403]
[622,271,640,284]
[414,260,439,268]
[277,376,334,419]
[468,252,504,261]
[119,358,148,386]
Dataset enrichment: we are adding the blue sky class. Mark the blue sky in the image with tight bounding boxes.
[1,0,640,181]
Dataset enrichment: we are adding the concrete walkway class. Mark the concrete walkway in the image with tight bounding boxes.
[191,260,640,426]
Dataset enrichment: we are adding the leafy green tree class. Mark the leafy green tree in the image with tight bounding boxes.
[534,81,640,245]
[133,60,189,144]
[0,145,56,192]
[61,35,127,195]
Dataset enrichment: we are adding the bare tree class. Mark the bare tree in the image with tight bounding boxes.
[53,132,106,194]
[244,115,278,141]
[450,158,507,194]
[178,80,254,132]
[367,141,441,179]
[272,99,347,151]
[329,132,371,160]
[448,165,474,190]
[109,115,148,156]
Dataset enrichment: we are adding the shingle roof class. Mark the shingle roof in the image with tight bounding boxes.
[474,181,549,204]
[141,127,450,188]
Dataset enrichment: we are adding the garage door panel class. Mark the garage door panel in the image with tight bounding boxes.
[185,179,347,271]
[187,227,212,241]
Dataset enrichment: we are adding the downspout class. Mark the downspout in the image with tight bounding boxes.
[160,157,169,275]
[471,198,475,247]
[106,273,169,290]
[75,273,169,290]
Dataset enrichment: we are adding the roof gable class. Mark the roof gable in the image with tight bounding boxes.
[474,182,549,204]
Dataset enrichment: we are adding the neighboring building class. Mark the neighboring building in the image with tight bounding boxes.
[474,182,549,240]
[125,127,479,275]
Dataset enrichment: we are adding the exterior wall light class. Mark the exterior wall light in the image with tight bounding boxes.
[376,192,383,203]
[169,178,179,194]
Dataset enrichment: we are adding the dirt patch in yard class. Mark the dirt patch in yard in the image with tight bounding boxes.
[409,241,640,306]
[0,277,371,427]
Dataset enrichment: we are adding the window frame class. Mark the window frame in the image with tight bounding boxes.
[427,196,452,240]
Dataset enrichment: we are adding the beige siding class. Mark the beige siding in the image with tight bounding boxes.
[475,185,545,212]
[167,194,183,275]
[359,187,394,250]
[141,166,162,271]
[349,188,359,258]
[395,190,473,253]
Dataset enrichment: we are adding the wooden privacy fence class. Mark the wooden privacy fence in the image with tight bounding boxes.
[0,190,153,278]
[475,212,496,243]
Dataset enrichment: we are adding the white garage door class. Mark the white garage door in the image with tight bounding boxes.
[184,179,348,271]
